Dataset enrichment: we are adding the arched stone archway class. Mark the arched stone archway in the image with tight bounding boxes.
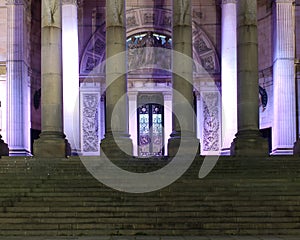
[79,8,220,77]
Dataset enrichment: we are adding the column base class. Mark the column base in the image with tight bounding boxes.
[0,135,9,157]
[33,131,71,158]
[100,133,133,159]
[9,149,31,156]
[220,148,231,156]
[293,139,300,155]
[167,131,200,157]
[272,148,293,155]
[230,130,269,156]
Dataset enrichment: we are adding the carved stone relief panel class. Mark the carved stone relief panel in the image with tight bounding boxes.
[160,13,171,27]
[80,36,105,75]
[126,12,139,28]
[201,91,221,153]
[143,12,156,25]
[81,92,100,154]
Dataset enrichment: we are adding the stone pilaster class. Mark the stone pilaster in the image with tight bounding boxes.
[163,93,172,156]
[62,0,80,155]
[168,0,199,156]
[100,0,133,158]
[294,0,300,154]
[230,0,268,156]
[33,0,70,157]
[271,0,296,155]
[221,0,237,155]
[128,92,138,156]
[6,0,31,155]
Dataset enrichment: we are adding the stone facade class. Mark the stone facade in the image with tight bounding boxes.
[0,0,299,156]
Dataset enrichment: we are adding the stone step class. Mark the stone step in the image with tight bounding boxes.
[3,205,300,213]
[1,209,300,218]
[10,200,300,208]
[0,222,299,232]
[0,216,299,224]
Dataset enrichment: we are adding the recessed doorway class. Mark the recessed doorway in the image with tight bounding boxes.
[137,93,164,157]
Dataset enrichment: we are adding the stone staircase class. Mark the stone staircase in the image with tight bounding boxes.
[0,156,300,236]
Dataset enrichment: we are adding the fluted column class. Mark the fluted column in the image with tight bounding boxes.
[230,0,268,156]
[221,0,237,155]
[168,0,199,156]
[271,0,296,154]
[295,0,300,153]
[100,0,133,157]
[33,0,69,157]
[62,0,80,154]
[6,0,30,155]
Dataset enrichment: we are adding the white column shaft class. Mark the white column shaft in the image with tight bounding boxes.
[62,1,80,153]
[221,0,237,153]
[272,0,296,153]
[163,93,172,155]
[128,92,138,156]
[6,1,30,154]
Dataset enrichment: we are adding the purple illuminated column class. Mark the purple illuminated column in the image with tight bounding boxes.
[6,0,30,155]
[272,0,296,155]
[62,0,80,155]
[221,0,237,155]
[295,0,300,154]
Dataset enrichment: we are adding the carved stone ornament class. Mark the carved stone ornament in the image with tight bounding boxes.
[202,92,220,152]
[126,15,138,28]
[143,12,155,24]
[202,55,215,72]
[109,0,124,25]
[85,57,99,72]
[174,0,190,25]
[161,14,171,27]
[82,94,99,153]
[89,39,105,55]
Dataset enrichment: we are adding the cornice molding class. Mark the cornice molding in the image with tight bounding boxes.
[6,0,26,5]
[222,0,237,4]
[273,0,294,3]
[62,0,77,6]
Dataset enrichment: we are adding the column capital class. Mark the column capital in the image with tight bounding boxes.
[222,0,237,4]
[273,0,293,3]
[62,0,77,5]
[6,0,26,5]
